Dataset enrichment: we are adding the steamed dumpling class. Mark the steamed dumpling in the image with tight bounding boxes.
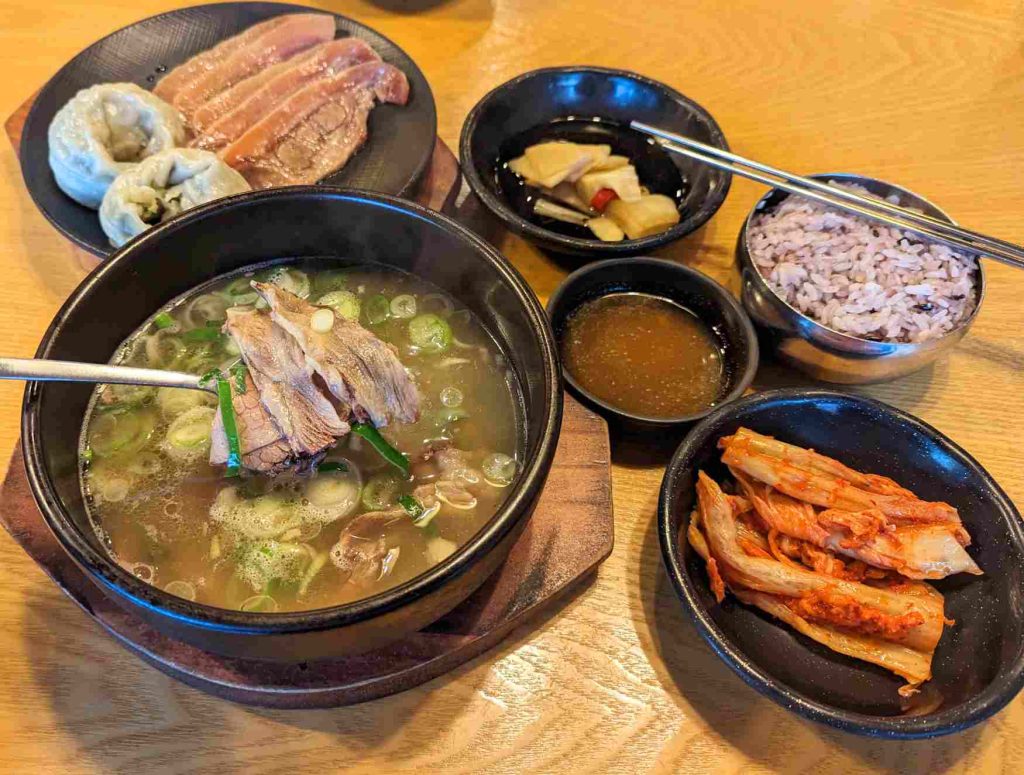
[48,83,186,208]
[99,148,251,247]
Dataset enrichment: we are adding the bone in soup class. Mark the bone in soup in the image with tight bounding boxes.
[80,261,522,613]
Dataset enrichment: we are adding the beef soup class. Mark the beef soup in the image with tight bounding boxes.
[80,261,522,613]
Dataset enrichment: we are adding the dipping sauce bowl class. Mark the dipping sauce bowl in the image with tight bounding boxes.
[546,257,758,431]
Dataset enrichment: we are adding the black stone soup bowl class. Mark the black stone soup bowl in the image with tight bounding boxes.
[658,389,1024,738]
[23,187,563,662]
[460,66,731,257]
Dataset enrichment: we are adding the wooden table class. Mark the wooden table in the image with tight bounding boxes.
[0,0,1021,771]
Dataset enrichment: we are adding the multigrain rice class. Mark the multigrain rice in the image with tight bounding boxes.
[747,185,978,343]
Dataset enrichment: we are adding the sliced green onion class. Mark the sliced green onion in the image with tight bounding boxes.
[267,267,311,298]
[398,495,424,519]
[408,314,452,353]
[127,450,163,476]
[165,406,215,450]
[89,409,156,457]
[362,472,404,511]
[153,312,176,330]
[317,461,349,473]
[164,580,197,601]
[313,269,348,295]
[214,375,242,477]
[413,500,442,529]
[419,293,453,316]
[317,290,361,321]
[365,294,390,325]
[435,480,478,510]
[81,447,93,463]
[183,327,222,343]
[105,383,157,407]
[182,342,219,373]
[94,401,134,415]
[224,277,254,297]
[230,362,248,394]
[145,332,185,368]
[437,407,469,425]
[89,466,131,503]
[351,422,409,477]
[390,294,417,319]
[240,594,278,613]
[156,386,215,418]
[185,293,230,328]
[483,452,517,487]
[440,386,463,408]
[263,577,301,598]
[306,464,361,520]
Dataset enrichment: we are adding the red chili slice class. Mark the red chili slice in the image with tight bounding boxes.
[590,187,618,212]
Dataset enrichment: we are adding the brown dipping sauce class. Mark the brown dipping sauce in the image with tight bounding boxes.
[561,293,724,418]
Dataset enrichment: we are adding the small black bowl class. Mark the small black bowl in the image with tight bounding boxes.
[658,389,1024,738]
[460,67,731,257]
[546,257,758,431]
[23,187,562,662]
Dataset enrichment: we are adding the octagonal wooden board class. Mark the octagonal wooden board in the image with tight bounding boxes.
[0,394,612,707]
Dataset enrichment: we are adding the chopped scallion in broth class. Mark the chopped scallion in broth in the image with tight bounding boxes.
[80,261,522,612]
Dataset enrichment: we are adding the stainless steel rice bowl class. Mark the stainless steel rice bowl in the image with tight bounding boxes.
[736,173,985,384]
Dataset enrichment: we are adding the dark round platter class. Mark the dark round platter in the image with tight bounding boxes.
[19,2,437,257]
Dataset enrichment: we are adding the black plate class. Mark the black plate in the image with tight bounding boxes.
[19,2,437,257]
[658,389,1024,738]
[459,66,731,257]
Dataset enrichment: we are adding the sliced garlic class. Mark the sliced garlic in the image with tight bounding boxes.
[310,307,335,333]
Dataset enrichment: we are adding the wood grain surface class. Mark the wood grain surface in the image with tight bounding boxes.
[0,0,1022,772]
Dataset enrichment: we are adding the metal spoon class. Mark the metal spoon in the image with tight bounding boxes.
[0,357,216,393]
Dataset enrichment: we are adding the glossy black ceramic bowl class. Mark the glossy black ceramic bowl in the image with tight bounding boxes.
[658,389,1024,738]
[460,67,731,257]
[546,258,758,431]
[23,187,562,662]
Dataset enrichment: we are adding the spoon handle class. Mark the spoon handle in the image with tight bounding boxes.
[0,357,210,392]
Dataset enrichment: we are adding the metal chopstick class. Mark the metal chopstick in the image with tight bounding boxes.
[0,357,213,392]
[630,120,1024,271]
[632,121,1010,251]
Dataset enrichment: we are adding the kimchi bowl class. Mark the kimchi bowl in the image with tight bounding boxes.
[657,388,1024,738]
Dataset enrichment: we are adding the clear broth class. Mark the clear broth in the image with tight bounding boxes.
[80,260,523,612]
